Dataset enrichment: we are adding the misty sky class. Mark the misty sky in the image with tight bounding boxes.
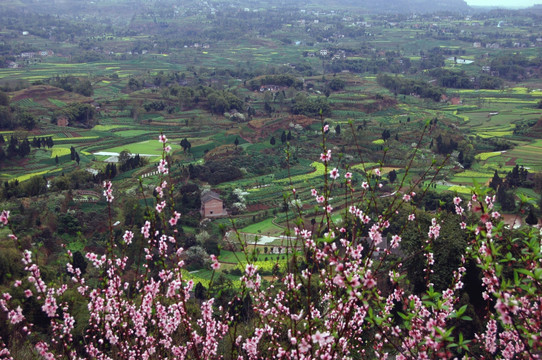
[465,0,542,7]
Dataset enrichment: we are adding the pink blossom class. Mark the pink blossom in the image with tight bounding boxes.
[428,218,441,239]
[329,168,339,180]
[0,210,10,225]
[159,134,168,143]
[312,331,331,347]
[390,235,401,249]
[345,172,352,179]
[169,211,181,226]
[156,201,166,213]
[408,213,416,221]
[123,230,134,245]
[8,306,24,324]
[157,159,169,175]
[320,150,331,162]
[102,181,114,203]
[210,255,221,270]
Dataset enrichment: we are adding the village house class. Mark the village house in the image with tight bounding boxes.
[56,116,69,127]
[259,85,282,92]
[38,50,54,57]
[450,97,462,105]
[200,191,227,218]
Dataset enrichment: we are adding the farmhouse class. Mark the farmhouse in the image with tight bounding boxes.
[56,116,69,127]
[260,85,283,92]
[450,97,462,105]
[200,191,227,218]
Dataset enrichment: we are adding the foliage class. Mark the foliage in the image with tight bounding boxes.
[0,132,540,359]
[53,103,96,126]
[377,73,443,101]
[291,94,331,117]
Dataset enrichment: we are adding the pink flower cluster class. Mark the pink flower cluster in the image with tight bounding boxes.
[0,136,540,359]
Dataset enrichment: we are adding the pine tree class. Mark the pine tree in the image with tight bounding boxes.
[270,136,276,145]
[489,170,502,190]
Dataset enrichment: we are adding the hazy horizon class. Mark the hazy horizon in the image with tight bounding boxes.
[465,0,542,7]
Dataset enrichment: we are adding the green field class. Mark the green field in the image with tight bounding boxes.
[240,218,283,235]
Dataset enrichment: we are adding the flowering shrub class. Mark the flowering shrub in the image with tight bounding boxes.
[0,128,541,359]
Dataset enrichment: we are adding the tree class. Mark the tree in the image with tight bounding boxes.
[496,185,515,211]
[0,107,13,130]
[16,112,36,130]
[72,251,88,276]
[0,91,9,107]
[194,282,206,300]
[17,139,31,158]
[180,138,191,152]
[270,136,276,145]
[55,155,59,165]
[118,150,132,166]
[382,129,391,141]
[388,169,397,183]
[525,207,538,226]
[234,137,239,147]
[74,80,93,97]
[335,124,341,136]
[7,136,18,158]
[280,131,286,144]
[489,170,502,190]
[328,78,345,91]
[75,152,80,165]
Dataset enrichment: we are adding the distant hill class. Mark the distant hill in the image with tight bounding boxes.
[8,0,471,14]
[295,0,470,13]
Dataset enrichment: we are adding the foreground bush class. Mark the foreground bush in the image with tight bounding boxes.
[0,129,541,359]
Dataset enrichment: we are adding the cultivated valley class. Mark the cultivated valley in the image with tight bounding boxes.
[0,0,541,358]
